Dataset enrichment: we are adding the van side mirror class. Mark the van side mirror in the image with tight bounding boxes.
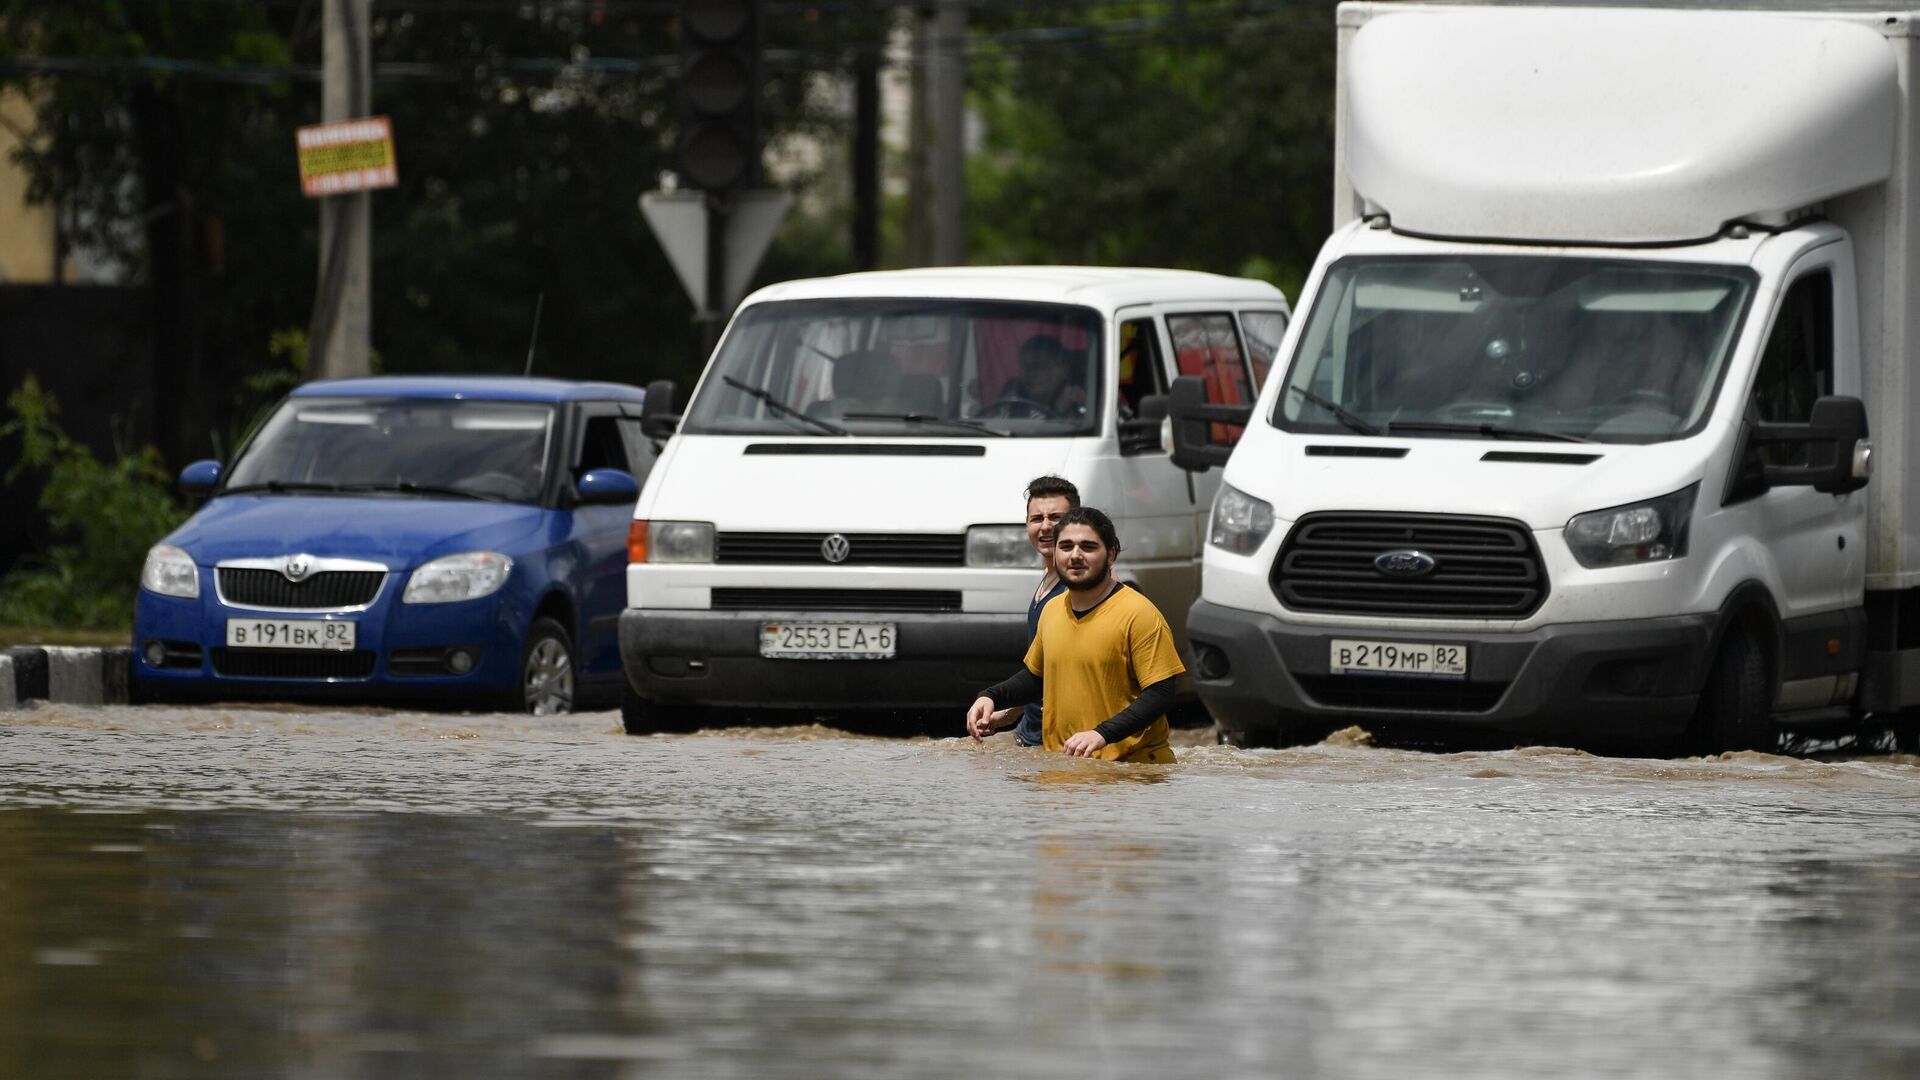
[1741,395,1871,497]
[1167,375,1246,473]
[640,379,680,440]
[179,459,222,496]
[1119,394,1169,456]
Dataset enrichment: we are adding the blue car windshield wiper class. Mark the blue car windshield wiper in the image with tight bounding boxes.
[336,481,511,502]
[221,480,351,495]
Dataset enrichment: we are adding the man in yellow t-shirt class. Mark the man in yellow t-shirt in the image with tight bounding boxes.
[966,507,1186,763]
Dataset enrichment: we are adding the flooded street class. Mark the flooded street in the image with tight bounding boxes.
[1,704,1917,1079]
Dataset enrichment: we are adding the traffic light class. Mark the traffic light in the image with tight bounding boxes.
[676,0,762,193]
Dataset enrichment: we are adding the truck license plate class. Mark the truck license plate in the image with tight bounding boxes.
[226,618,356,651]
[1329,638,1466,678]
[759,622,896,660]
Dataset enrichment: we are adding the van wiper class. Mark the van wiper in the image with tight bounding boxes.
[1290,385,1379,436]
[1386,420,1594,444]
[721,375,849,436]
[841,412,1010,437]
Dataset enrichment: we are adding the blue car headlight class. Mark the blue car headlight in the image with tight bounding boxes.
[140,544,199,599]
[404,551,513,604]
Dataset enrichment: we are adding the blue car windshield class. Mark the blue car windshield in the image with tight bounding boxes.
[225,397,556,503]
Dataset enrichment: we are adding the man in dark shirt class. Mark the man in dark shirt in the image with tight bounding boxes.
[981,475,1078,747]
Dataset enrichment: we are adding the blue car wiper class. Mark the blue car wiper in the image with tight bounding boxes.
[221,481,352,495]
[337,481,511,502]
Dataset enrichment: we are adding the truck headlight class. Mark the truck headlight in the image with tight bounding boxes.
[1209,484,1275,555]
[967,525,1039,568]
[1564,485,1696,568]
[140,544,199,599]
[646,521,716,563]
[404,551,513,603]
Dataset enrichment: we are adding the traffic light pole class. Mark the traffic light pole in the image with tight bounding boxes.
[702,194,729,358]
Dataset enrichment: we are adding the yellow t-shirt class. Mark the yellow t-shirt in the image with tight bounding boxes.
[1023,582,1187,763]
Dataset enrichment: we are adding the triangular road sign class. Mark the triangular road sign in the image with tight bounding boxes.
[640,189,792,317]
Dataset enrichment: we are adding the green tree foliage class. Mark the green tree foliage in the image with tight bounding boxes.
[967,1,1336,297]
[0,375,186,629]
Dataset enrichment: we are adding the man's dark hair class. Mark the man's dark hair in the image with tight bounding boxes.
[1055,506,1120,554]
[1024,474,1081,508]
[1019,334,1070,365]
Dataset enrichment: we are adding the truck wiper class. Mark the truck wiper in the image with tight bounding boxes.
[721,375,849,436]
[840,412,1010,437]
[1290,385,1379,436]
[1386,420,1594,444]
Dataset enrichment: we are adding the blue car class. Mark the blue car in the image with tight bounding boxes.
[132,375,660,713]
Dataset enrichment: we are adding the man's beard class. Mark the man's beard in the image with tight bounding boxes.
[1061,561,1112,592]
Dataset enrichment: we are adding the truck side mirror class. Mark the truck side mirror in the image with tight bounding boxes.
[1167,375,1246,473]
[640,379,680,441]
[1118,394,1169,456]
[1745,395,1871,496]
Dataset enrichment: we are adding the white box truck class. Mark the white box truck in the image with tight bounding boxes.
[620,267,1289,733]
[1170,3,1914,752]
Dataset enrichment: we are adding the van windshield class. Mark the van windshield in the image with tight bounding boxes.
[225,397,556,503]
[1274,256,1757,444]
[681,299,1104,437]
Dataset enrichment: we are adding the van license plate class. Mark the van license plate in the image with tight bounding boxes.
[1329,639,1466,678]
[760,622,896,659]
[226,618,356,651]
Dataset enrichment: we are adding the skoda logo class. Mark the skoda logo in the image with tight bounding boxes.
[282,553,314,582]
[1374,550,1436,577]
[820,534,852,564]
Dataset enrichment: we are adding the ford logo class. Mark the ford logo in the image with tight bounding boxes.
[1374,550,1436,577]
[820,534,852,564]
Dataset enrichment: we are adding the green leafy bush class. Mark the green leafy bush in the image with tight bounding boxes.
[0,374,187,629]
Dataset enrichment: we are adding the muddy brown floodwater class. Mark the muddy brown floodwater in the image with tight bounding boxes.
[1,702,1917,1079]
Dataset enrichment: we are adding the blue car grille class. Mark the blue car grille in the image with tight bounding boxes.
[218,568,386,609]
[210,647,377,679]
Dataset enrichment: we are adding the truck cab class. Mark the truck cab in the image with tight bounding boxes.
[619,266,1289,733]
[1172,5,1899,752]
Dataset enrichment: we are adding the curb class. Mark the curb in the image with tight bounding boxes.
[3,646,131,709]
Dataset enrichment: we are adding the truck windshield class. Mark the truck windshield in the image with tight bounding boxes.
[1273,256,1756,444]
[681,299,1104,437]
[224,397,556,503]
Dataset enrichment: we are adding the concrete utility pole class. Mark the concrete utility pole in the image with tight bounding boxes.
[905,8,932,266]
[929,0,967,266]
[313,0,373,378]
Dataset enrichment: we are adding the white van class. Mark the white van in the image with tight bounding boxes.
[619,266,1289,733]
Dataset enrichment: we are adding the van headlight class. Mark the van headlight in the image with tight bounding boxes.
[647,521,716,563]
[1209,484,1275,555]
[404,551,513,603]
[140,544,199,599]
[1564,485,1697,568]
[967,525,1039,568]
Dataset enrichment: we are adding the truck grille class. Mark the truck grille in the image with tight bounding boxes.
[210,647,377,679]
[711,588,962,613]
[716,532,965,566]
[218,569,386,610]
[1273,513,1546,619]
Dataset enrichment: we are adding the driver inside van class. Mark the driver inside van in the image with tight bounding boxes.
[996,334,1088,417]
[810,348,903,419]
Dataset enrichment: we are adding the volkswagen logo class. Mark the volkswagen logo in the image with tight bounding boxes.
[282,553,314,582]
[820,534,852,564]
[1374,549,1436,577]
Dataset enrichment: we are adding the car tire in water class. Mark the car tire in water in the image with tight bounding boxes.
[619,681,706,735]
[1687,628,1771,755]
[515,617,576,716]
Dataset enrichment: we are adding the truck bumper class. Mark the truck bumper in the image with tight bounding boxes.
[619,609,1027,711]
[1186,600,1718,743]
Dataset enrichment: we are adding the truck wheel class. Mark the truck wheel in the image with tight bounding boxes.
[619,681,705,735]
[1688,629,1771,754]
[515,617,576,716]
